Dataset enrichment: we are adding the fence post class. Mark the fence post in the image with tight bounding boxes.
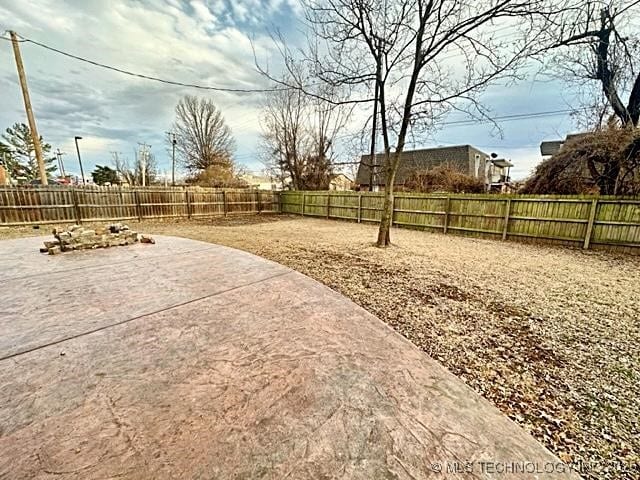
[443,195,451,234]
[302,192,306,216]
[256,190,261,214]
[583,199,598,249]
[134,190,142,221]
[71,187,82,224]
[357,193,362,223]
[326,192,330,219]
[186,188,192,219]
[222,190,227,216]
[502,198,511,241]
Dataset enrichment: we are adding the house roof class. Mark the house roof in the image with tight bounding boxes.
[566,133,590,142]
[356,145,488,186]
[240,174,277,184]
[330,173,353,182]
[491,158,513,168]
[540,133,590,156]
[540,141,563,156]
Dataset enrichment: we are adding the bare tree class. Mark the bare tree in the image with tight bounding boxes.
[537,0,640,128]
[173,95,236,172]
[113,151,157,186]
[260,71,351,190]
[262,0,544,246]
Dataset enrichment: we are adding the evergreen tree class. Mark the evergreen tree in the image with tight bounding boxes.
[0,123,57,181]
[0,143,20,181]
[91,165,119,185]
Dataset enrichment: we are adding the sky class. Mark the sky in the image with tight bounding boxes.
[0,0,582,181]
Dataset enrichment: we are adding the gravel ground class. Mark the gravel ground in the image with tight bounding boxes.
[3,215,639,479]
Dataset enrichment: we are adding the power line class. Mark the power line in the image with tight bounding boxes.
[333,108,578,142]
[441,108,577,127]
[0,32,286,94]
[0,26,539,99]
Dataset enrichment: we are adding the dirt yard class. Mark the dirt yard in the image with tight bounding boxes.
[4,215,639,479]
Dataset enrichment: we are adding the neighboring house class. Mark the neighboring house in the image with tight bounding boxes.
[240,173,284,190]
[329,173,353,191]
[486,158,514,192]
[540,133,590,156]
[356,145,512,192]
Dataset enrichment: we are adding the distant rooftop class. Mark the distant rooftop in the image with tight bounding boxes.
[540,133,590,156]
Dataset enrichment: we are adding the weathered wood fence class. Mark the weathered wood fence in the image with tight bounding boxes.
[3,187,639,253]
[0,186,279,226]
[280,191,640,253]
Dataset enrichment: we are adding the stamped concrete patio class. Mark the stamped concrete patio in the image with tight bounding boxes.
[0,235,578,479]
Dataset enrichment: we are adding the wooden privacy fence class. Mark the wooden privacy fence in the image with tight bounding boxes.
[0,186,279,226]
[280,191,640,253]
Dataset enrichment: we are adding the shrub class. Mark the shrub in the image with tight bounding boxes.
[522,126,640,195]
[187,165,248,188]
[404,165,485,193]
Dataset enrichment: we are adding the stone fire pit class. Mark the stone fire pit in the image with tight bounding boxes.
[40,224,155,255]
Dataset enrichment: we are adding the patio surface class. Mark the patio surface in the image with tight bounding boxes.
[0,235,578,479]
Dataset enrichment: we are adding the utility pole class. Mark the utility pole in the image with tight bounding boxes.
[56,149,66,178]
[55,150,62,176]
[166,132,177,186]
[74,136,85,184]
[10,31,48,185]
[137,142,151,187]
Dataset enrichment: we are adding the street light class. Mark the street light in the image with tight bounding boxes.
[74,136,85,185]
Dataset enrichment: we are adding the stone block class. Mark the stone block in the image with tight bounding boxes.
[41,224,154,254]
[140,235,155,244]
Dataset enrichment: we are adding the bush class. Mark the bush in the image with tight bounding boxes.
[521,126,640,195]
[187,165,248,188]
[404,165,485,193]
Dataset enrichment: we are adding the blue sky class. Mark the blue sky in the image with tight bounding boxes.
[1,0,580,181]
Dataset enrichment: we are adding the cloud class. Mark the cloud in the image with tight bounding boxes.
[0,0,581,179]
[190,0,217,25]
[0,0,301,174]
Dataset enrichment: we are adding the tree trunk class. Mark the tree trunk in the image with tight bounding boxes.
[376,190,393,246]
[376,152,398,247]
[603,161,621,195]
